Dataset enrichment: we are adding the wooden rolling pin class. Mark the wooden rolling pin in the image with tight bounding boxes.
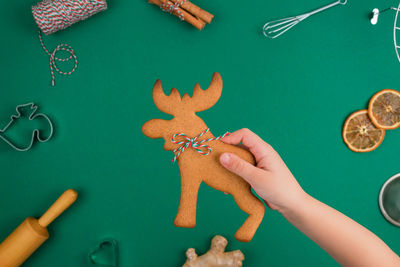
[0,189,78,267]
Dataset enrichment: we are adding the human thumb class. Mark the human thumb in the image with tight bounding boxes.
[220,153,260,183]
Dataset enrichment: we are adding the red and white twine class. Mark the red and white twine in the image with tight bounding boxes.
[32,0,108,35]
[171,128,230,162]
[32,0,107,86]
[38,30,77,86]
[160,0,186,20]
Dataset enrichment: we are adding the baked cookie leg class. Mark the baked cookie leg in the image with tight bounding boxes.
[232,189,265,242]
[174,175,202,228]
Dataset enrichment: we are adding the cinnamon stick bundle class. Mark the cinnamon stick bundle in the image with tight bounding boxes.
[149,0,214,30]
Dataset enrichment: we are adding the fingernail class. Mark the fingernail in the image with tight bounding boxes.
[220,153,230,165]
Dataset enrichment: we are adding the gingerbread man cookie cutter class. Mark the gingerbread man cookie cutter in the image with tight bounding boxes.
[0,103,54,151]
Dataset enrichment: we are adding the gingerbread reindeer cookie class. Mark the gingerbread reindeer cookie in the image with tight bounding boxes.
[142,72,265,242]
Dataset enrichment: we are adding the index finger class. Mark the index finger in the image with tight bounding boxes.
[221,128,271,162]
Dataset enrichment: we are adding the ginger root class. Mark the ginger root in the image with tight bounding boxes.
[183,235,244,267]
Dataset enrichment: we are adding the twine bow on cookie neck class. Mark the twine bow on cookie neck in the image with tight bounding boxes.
[171,128,230,162]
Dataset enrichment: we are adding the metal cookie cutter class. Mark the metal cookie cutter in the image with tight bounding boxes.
[0,103,54,151]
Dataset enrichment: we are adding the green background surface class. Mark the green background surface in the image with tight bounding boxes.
[1,0,400,266]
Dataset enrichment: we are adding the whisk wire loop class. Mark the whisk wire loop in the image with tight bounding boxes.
[263,0,347,39]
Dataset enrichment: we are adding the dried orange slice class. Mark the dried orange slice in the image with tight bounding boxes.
[368,89,400,130]
[343,110,385,152]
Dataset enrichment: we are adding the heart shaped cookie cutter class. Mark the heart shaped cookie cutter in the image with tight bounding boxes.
[88,238,118,267]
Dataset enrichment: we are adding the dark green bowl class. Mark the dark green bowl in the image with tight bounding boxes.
[379,173,400,227]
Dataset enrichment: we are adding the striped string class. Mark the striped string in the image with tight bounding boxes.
[38,30,77,86]
[171,128,230,162]
[32,0,108,35]
[32,0,108,86]
[160,0,186,20]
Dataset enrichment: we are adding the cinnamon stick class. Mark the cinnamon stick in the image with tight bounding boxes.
[149,0,206,30]
[169,0,213,24]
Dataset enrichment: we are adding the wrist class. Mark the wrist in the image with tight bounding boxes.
[278,190,312,218]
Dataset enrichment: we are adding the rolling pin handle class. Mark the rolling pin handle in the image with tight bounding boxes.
[38,189,78,228]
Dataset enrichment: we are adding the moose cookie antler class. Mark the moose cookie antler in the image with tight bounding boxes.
[142,73,265,242]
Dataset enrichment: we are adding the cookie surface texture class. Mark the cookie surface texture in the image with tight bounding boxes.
[142,72,265,242]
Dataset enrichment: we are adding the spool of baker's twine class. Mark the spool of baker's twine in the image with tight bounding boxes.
[32,0,107,86]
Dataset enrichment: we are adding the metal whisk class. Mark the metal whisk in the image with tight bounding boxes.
[263,0,347,39]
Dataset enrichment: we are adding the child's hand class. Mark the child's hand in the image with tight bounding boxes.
[220,129,400,266]
[219,128,307,213]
